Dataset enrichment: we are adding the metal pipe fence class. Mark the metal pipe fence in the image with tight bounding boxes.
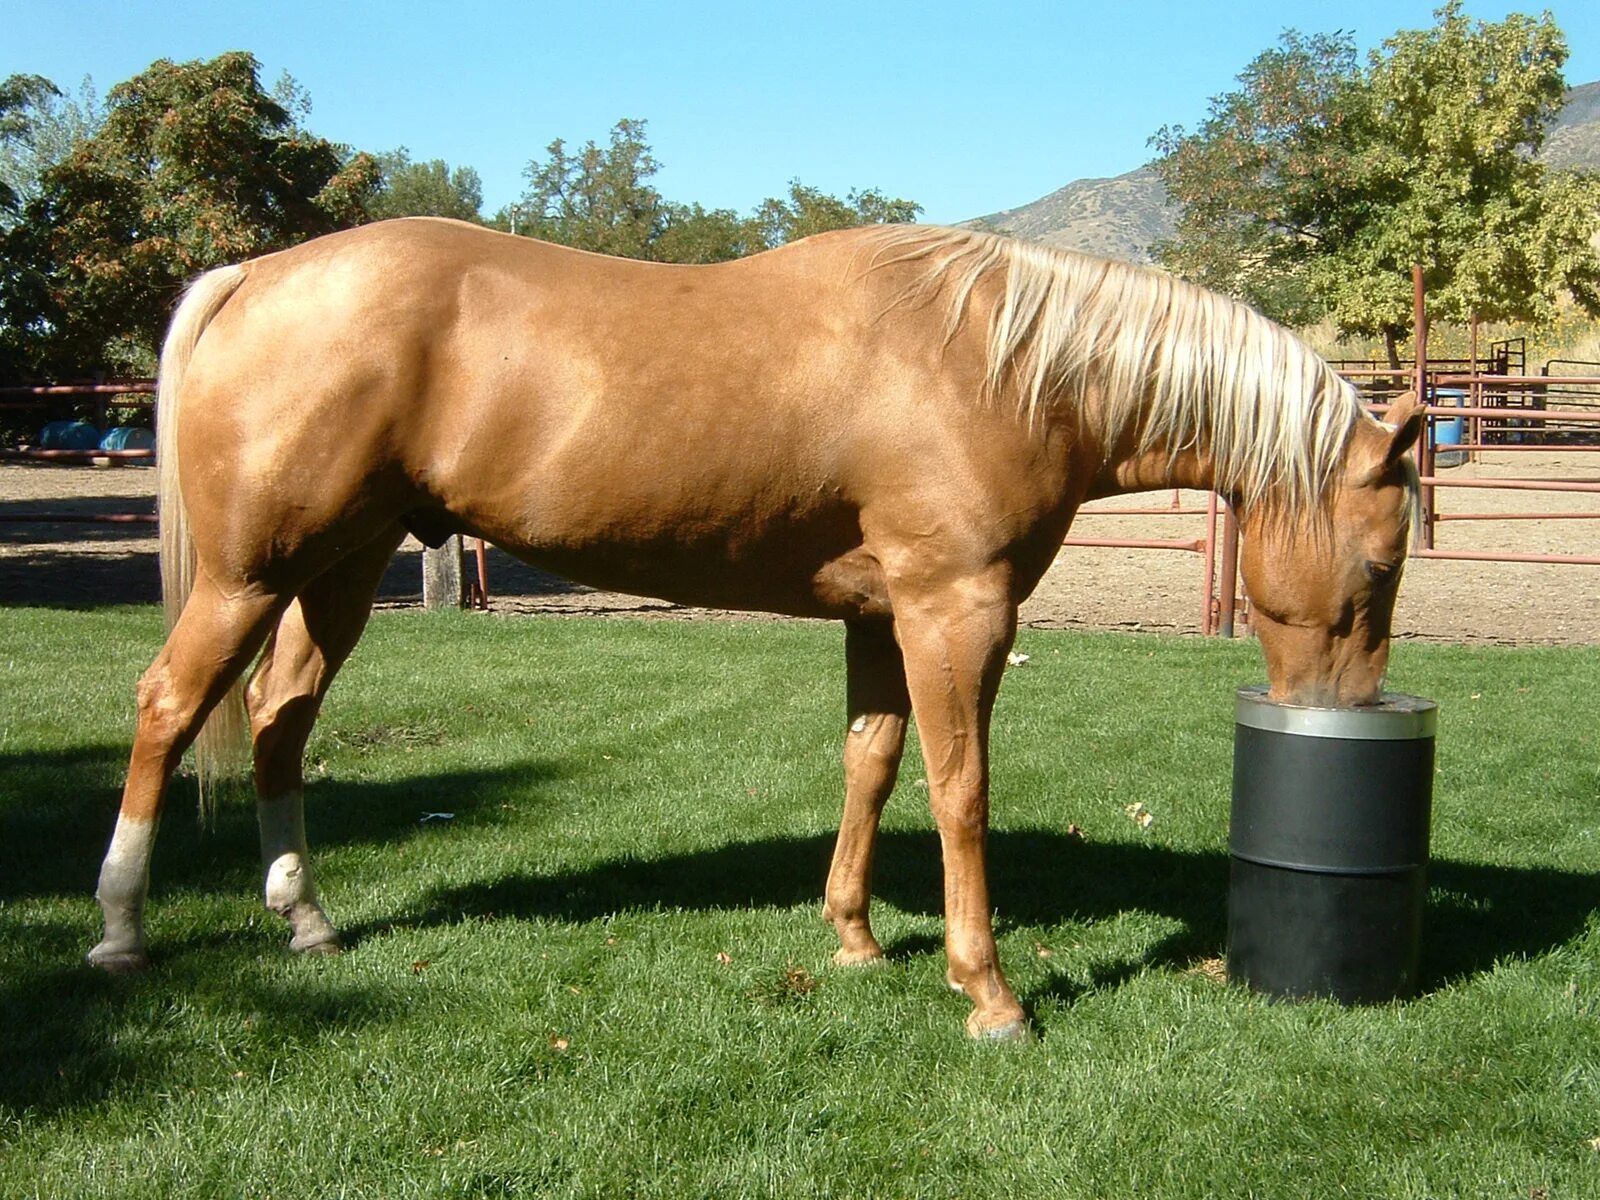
[4,371,1597,631]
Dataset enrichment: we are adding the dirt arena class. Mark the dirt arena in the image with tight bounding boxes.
[1,451,1595,645]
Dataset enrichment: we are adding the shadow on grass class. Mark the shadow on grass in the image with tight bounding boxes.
[0,744,567,903]
[5,748,1596,1117]
[0,751,570,1118]
[0,917,424,1118]
[0,548,161,607]
[379,827,1600,1000]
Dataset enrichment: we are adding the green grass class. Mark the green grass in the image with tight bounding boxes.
[2,608,1598,1199]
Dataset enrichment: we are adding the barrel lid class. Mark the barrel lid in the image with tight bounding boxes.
[1235,685,1437,740]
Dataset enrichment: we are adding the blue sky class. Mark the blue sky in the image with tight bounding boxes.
[9,1,1600,225]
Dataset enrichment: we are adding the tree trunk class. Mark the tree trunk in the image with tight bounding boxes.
[1383,326,1403,371]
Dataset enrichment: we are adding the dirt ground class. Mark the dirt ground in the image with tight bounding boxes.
[1,451,1595,645]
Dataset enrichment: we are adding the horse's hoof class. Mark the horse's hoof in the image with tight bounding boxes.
[291,934,343,956]
[831,946,887,969]
[87,944,149,974]
[966,1013,1033,1043]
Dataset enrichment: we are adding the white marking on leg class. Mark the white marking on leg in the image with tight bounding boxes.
[89,814,157,966]
[258,792,340,952]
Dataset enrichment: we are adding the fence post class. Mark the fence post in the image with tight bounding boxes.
[422,536,467,609]
[1413,263,1435,551]
[1218,503,1241,639]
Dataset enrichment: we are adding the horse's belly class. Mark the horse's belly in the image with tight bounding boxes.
[495,521,890,621]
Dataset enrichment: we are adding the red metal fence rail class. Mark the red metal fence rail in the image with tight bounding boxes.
[3,372,1597,625]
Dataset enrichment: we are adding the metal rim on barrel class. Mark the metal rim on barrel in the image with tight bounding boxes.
[1235,684,1437,741]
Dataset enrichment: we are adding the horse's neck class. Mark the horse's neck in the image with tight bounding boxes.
[1085,442,1220,501]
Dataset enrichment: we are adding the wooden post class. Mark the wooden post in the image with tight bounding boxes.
[1218,502,1241,639]
[422,536,466,609]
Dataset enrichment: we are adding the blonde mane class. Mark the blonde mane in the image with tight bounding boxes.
[863,225,1374,514]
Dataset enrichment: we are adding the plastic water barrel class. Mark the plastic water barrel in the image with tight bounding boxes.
[1227,686,1437,1003]
[99,426,156,452]
[1430,388,1467,467]
[38,420,102,450]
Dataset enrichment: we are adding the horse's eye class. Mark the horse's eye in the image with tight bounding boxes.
[1365,559,1400,585]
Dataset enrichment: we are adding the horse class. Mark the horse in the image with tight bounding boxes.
[87,219,1424,1040]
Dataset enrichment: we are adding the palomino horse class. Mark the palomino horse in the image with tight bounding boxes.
[89,220,1424,1039]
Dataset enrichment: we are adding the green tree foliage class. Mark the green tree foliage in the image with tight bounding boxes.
[0,73,100,222]
[368,146,484,221]
[652,203,764,263]
[514,118,921,263]
[1151,3,1600,361]
[751,181,923,248]
[0,52,378,375]
[520,117,665,257]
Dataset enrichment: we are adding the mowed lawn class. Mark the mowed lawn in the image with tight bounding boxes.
[1,607,1597,1199]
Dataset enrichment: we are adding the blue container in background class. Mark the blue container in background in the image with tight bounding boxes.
[38,420,102,450]
[99,426,156,453]
[1430,388,1467,468]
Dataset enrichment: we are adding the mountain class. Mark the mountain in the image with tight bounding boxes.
[1544,79,1600,170]
[971,165,1175,263]
[974,81,1600,263]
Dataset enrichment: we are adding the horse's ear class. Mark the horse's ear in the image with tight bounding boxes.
[1380,391,1426,468]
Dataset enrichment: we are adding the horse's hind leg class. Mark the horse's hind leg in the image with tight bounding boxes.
[90,579,287,971]
[246,528,404,954]
[824,619,910,965]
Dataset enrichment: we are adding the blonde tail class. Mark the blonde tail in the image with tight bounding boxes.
[156,264,251,813]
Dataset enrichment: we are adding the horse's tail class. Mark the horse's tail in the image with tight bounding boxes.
[157,263,251,812]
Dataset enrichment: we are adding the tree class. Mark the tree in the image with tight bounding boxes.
[652,202,762,263]
[0,52,378,375]
[1,73,94,222]
[751,181,922,248]
[1151,3,1600,363]
[520,117,665,257]
[368,147,483,221]
[515,117,922,263]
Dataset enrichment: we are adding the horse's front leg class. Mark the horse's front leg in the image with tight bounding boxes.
[894,579,1027,1040]
[824,619,911,965]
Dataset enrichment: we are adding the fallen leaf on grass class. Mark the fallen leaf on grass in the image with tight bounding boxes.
[1065,823,1085,842]
[548,1036,570,1052]
[1187,958,1228,985]
[1006,652,1030,667]
[716,951,732,965]
[410,960,430,975]
[1125,802,1154,829]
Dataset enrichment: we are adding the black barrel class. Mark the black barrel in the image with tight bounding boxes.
[1227,686,1437,1003]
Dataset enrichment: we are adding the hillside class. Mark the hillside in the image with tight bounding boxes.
[1544,79,1600,170]
[975,81,1600,262]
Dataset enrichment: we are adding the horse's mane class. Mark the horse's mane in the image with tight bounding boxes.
[861,225,1373,515]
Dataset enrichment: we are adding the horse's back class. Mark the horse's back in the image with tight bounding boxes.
[172,220,1064,615]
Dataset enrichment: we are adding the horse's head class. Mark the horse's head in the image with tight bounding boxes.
[1239,393,1426,707]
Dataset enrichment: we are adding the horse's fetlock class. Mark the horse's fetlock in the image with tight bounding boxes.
[263,852,310,912]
